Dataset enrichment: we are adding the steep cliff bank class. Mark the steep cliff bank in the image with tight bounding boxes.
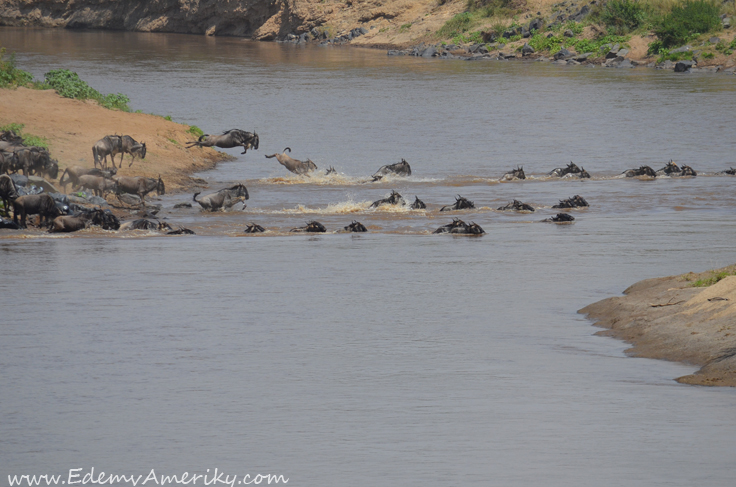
[0,0,461,44]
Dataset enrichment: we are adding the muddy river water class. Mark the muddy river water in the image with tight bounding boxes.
[1,28,736,486]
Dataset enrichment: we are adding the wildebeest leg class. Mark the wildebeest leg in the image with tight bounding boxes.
[128,156,136,168]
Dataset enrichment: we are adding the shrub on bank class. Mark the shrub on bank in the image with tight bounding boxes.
[599,0,646,35]
[0,48,34,88]
[652,0,722,49]
[44,69,131,111]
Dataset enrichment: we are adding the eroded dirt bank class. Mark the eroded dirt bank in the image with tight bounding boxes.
[580,266,736,387]
[0,87,229,193]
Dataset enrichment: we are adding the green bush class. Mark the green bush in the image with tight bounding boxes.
[438,12,475,39]
[0,48,34,88]
[188,125,204,138]
[44,69,130,111]
[653,0,722,49]
[600,0,646,35]
[0,122,49,149]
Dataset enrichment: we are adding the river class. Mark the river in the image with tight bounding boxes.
[1,28,736,486]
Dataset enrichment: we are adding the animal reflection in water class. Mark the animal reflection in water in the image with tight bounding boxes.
[193,184,249,211]
[265,148,318,175]
[370,159,411,182]
[186,129,259,155]
[433,218,485,235]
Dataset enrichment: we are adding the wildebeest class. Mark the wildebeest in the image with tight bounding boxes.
[0,150,19,174]
[497,199,535,212]
[500,166,526,181]
[120,219,173,231]
[656,160,680,176]
[186,129,259,154]
[244,223,266,233]
[290,221,326,233]
[167,226,196,235]
[93,135,121,169]
[114,175,165,203]
[549,162,583,178]
[552,195,589,209]
[433,218,485,235]
[543,213,575,223]
[440,195,475,211]
[75,175,117,197]
[720,167,736,175]
[410,196,426,209]
[193,184,249,211]
[344,221,367,232]
[623,165,656,178]
[0,174,19,216]
[59,165,117,191]
[265,148,318,175]
[12,194,62,228]
[370,190,405,208]
[371,159,412,181]
[679,164,696,177]
[115,135,146,168]
[325,166,337,175]
[14,147,57,179]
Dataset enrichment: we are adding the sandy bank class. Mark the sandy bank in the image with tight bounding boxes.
[0,87,230,193]
[580,266,736,387]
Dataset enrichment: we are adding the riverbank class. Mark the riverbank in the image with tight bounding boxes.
[580,265,736,387]
[0,87,230,193]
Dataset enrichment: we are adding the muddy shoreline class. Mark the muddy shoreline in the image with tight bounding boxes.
[580,265,736,387]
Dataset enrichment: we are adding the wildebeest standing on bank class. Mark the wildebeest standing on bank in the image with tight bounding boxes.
[114,175,165,203]
[265,148,318,175]
[93,135,146,169]
[193,184,249,211]
[59,165,117,191]
[12,194,62,228]
[0,174,19,216]
[75,175,118,197]
[14,147,58,179]
[186,129,259,155]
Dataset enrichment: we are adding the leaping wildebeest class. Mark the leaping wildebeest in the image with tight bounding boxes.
[186,129,259,155]
[265,148,318,175]
[114,175,165,204]
[193,184,249,211]
[370,159,412,181]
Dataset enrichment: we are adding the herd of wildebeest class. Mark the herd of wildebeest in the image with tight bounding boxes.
[1,127,735,236]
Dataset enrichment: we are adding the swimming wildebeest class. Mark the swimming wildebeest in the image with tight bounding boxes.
[265,148,318,175]
[370,190,406,208]
[679,164,696,177]
[549,162,583,178]
[500,166,526,181]
[344,221,367,232]
[75,175,118,197]
[440,195,475,211]
[120,219,173,231]
[114,175,165,203]
[93,135,147,169]
[12,194,62,228]
[410,196,426,209]
[290,221,326,233]
[720,167,736,175]
[371,159,412,181]
[244,223,266,233]
[623,165,656,178]
[0,174,19,216]
[543,213,575,223]
[59,165,117,191]
[552,195,589,209]
[186,129,259,154]
[656,160,681,176]
[433,218,485,235]
[325,166,337,175]
[193,184,249,211]
[497,199,535,212]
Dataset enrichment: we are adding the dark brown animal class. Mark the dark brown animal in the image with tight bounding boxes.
[0,174,19,216]
[290,221,326,233]
[370,190,405,208]
[371,159,412,181]
[12,194,62,228]
[440,195,475,211]
[433,218,485,235]
[186,129,259,154]
[552,195,588,209]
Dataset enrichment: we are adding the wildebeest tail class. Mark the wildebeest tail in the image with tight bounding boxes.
[193,192,200,202]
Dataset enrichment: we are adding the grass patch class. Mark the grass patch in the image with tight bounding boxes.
[43,69,131,111]
[438,12,476,39]
[598,0,646,35]
[167,138,179,145]
[528,32,629,57]
[653,0,722,49]
[187,125,204,138]
[690,270,736,287]
[0,122,49,149]
[399,23,412,33]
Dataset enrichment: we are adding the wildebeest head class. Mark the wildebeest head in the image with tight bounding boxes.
[410,196,426,210]
[344,221,367,232]
[132,143,147,160]
[290,221,326,233]
[230,183,249,200]
[47,159,59,180]
[680,164,696,176]
[156,175,165,196]
[545,213,575,223]
[578,167,591,178]
[252,132,259,151]
[244,222,265,233]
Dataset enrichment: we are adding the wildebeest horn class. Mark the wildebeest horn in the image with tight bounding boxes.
[284,147,291,153]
